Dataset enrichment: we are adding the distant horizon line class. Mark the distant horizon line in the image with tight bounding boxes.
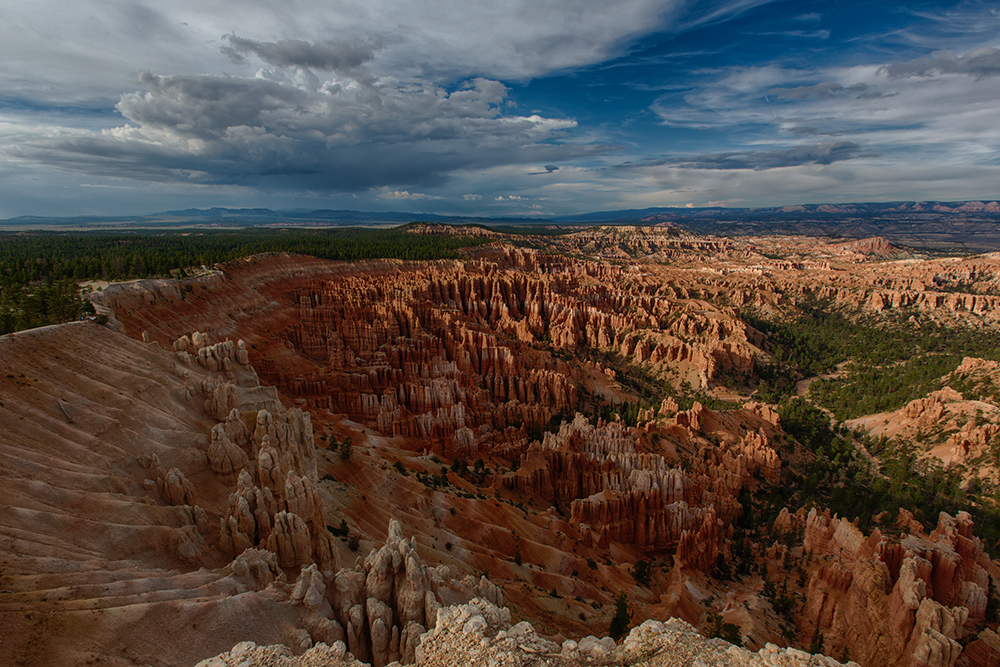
[5,197,1000,225]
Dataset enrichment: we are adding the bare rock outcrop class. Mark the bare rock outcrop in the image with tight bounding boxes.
[158,466,196,506]
[205,597,854,667]
[196,640,367,667]
[208,422,250,474]
[71,237,1000,667]
[168,329,336,572]
[137,248,766,462]
[230,547,286,592]
[280,519,508,667]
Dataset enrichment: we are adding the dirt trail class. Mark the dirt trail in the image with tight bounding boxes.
[795,361,850,397]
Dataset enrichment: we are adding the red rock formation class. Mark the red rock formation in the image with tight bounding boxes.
[0,320,353,667]
[501,408,780,571]
[214,402,335,570]
[94,247,767,460]
[796,508,992,667]
[78,237,1000,663]
[283,518,504,667]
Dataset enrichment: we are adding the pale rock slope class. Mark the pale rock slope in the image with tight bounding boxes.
[199,597,852,667]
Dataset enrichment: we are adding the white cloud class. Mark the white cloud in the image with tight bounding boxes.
[651,46,1000,162]
[377,189,438,200]
[1,0,996,215]
[0,0,790,214]
[595,155,1000,210]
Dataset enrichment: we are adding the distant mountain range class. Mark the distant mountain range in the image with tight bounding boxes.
[5,200,999,227]
[550,200,1000,222]
[4,200,1000,251]
[1,207,540,228]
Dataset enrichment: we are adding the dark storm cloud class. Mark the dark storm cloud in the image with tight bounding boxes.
[882,47,1000,78]
[11,68,607,192]
[615,141,868,171]
[223,36,377,71]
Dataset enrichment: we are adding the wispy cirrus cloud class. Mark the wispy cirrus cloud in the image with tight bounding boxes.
[652,45,1000,154]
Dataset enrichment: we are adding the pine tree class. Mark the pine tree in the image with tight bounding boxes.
[609,591,630,638]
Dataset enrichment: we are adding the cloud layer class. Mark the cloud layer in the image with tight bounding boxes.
[1,0,998,216]
[882,47,1000,78]
[10,59,603,192]
[0,0,681,103]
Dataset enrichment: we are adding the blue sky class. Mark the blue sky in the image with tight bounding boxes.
[1,0,997,217]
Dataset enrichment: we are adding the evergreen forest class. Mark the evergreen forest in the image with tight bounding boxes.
[0,227,489,334]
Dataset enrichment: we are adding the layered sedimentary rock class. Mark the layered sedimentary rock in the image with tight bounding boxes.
[167,329,337,572]
[91,241,1000,488]
[508,414,718,559]
[0,321,344,667]
[273,246,756,443]
[0,319,520,667]
[0,322,288,666]
[93,248,764,459]
[553,224,735,262]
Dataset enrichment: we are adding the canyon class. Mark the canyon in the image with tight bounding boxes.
[3,226,1000,666]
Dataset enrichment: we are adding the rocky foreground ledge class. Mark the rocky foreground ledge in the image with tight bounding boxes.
[199,597,852,667]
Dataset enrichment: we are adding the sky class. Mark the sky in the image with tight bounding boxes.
[1,0,998,218]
